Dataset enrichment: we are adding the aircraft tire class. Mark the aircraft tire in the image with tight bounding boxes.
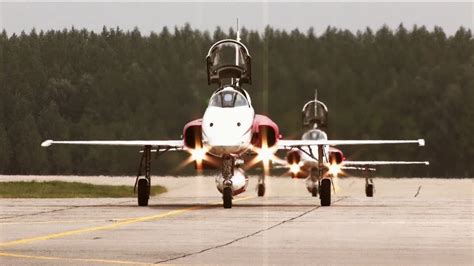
[223,187,232,208]
[320,179,331,206]
[366,184,374,197]
[137,179,150,206]
[257,183,265,197]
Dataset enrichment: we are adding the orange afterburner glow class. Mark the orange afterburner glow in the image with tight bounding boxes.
[290,163,300,175]
[190,148,207,162]
[328,163,342,177]
[256,147,274,162]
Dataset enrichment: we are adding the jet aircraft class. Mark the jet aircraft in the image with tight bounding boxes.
[284,91,429,200]
[42,29,425,208]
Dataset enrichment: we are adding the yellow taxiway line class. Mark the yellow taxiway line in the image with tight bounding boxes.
[0,252,155,265]
[0,196,254,248]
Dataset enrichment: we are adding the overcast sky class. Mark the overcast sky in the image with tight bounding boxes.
[1,1,472,36]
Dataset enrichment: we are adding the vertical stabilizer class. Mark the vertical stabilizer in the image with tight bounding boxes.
[235,18,241,66]
[234,18,241,86]
[314,89,318,123]
[236,18,241,42]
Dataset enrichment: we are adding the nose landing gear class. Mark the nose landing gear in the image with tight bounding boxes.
[309,169,319,197]
[222,155,234,208]
[317,145,332,206]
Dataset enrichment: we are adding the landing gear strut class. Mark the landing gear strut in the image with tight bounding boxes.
[134,145,152,206]
[309,169,318,197]
[317,145,331,206]
[222,155,234,208]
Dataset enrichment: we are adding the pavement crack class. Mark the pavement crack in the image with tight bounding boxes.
[0,206,80,220]
[155,197,346,264]
[414,186,422,197]
[0,200,132,220]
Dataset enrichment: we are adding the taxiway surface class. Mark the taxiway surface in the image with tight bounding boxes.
[0,176,472,265]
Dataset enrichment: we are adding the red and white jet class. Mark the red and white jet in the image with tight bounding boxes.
[283,94,428,201]
[42,31,425,208]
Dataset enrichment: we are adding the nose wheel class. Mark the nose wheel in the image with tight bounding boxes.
[223,187,233,208]
[222,155,234,208]
[319,178,331,206]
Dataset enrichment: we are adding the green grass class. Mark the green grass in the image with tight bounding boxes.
[0,181,167,198]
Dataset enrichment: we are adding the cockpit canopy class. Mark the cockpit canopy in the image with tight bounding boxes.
[209,89,249,108]
[302,100,328,130]
[206,39,252,85]
[302,129,328,141]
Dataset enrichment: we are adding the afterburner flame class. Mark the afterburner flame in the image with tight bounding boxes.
[257,147,274,162]
[191,148,207,162]
[290,163,300,175]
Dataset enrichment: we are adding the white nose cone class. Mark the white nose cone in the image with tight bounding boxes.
[202,106,254,155]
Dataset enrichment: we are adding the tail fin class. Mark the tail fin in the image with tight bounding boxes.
[235,18,241,67]
[314,89,318,117]
[236,18,241,42]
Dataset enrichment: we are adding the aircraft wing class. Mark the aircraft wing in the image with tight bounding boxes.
[341,166,376,171]
[342,161,429,166]
[277,139,425,149]
[41,139,185,150]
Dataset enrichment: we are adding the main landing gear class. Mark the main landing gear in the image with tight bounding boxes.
[134,145,170,206]
[364,166,375,197]
[222,155,234,208]
[300,144,332,206]
[310,168,331,206]
[134,145,152,206]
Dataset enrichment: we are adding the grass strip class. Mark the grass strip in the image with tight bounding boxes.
[0,181,166,198]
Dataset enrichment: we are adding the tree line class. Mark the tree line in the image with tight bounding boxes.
[0,24,472,177]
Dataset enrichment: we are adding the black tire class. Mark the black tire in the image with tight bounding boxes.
[366,184,374,197]
[320,179,331,206]
[257,183,265,197]
[137,179,150,206]
[311,186,318,197]
[223,187,232,208]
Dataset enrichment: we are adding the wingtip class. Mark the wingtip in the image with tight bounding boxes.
[41,140,53,147]
[418,139,425,146]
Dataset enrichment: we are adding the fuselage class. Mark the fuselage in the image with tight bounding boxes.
[299,129,330,167]
[201,86,255,157]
